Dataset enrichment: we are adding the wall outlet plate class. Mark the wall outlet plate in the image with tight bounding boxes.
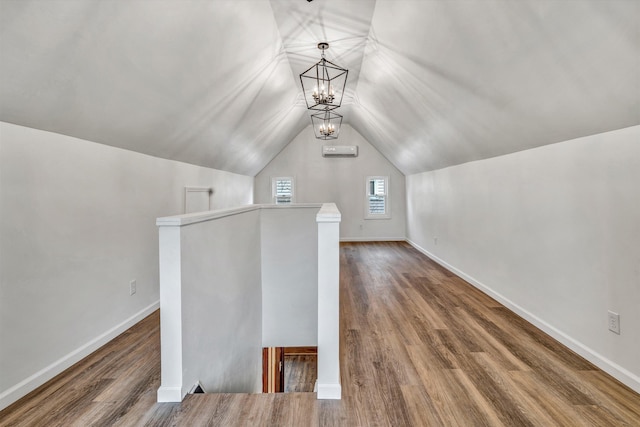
[130,280,137,296]
[608,311,620,334]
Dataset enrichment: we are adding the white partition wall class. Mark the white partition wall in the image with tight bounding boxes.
[261,206,319,347]
[181,210,263,395]
[156,203,341,402]
[157,206,263,402]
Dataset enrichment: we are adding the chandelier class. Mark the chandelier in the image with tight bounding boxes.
[299,42,348,111]
[300,42,348,140]
[311,108,343,140]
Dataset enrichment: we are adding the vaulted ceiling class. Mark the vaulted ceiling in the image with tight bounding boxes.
[1,0,638,176]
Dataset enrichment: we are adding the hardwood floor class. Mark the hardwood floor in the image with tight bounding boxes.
[1,242,639,426]
[284,355,317,393]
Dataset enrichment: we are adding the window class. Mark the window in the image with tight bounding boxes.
[272,177,294,204]
[365,176,390,219]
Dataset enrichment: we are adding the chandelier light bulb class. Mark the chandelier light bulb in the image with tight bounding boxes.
[319,121,335,136]
[312,83,335,105]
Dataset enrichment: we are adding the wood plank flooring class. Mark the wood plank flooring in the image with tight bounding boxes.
[1,242,639,426]
[284,355,317,393]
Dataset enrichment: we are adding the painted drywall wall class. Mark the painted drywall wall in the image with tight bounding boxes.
[255,125,406,241]
[406,125,640,392]
[180,210,262,394]
[261,206,318,347]
[0,121,253,408]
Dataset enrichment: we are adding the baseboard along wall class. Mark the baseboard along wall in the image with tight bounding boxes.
[406,239,640,394]
[0,301,160,410]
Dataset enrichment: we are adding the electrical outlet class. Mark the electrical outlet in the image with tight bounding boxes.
[434,237,438,245]
[608,311,620,334]
[130,280,137,296]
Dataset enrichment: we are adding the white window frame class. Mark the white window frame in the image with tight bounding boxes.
[271,176,295,205]
[365,176,390,219]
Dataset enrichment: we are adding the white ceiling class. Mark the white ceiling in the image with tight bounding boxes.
[1,0,638,176]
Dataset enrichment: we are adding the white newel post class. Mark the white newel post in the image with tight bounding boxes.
[316,203,342,399]
[156,223,186,402]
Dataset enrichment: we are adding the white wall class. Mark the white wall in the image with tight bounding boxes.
[261,206,318,347]
[255,125,406,241]
[181,210,262,394]
[0,122,253,409]
[406,125,640,392]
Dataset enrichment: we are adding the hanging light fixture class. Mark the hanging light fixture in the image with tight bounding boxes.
[311,108,343,140]
[299,42,348,111]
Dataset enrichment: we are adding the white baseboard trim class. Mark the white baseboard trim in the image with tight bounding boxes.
[340,237,406,242]
[157,386,187,403]
[406,239,640,394]
[0,301,160,411]
[317,383,342,399]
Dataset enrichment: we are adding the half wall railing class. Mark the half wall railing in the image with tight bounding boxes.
[155,203,341,402]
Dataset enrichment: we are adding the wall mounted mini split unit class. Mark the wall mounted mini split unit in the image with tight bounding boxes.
[322,145,358,157]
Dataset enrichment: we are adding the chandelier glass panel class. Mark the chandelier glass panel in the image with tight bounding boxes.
[299,42,348,140]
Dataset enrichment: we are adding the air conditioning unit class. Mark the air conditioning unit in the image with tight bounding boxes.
[322,145,358,157]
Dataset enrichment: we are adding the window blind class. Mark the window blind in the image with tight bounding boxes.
[368,178,387,215]
[274,178,293,204]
